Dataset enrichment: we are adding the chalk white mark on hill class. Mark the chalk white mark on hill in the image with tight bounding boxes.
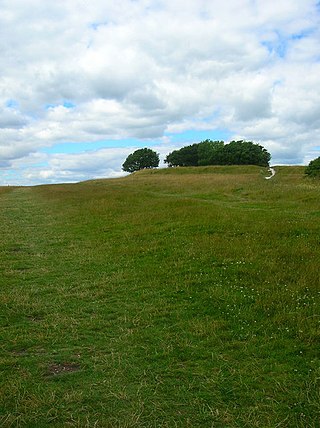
[265,168,276,180]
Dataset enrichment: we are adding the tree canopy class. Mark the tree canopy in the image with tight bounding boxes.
[305,156,320,177]
[165,140,270,167]
[164,144,199,167]
[122,148,160,173]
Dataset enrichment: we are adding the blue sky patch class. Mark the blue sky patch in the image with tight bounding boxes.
[89,22,109,30]
[261,36,286,58]
[63,101,76,109]
[45,100,76,110]
[6,99,19,109]
[290,29,313,40]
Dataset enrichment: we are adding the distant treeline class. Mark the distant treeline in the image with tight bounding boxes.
[164,140,271,167]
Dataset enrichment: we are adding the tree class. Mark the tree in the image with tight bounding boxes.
[122,148,159,173]
[222,141,270,167]
[164,144,198,167]
[165,139,270,168]
[305,156,320,177]
[197,140,224,165]
[164,149,183,167]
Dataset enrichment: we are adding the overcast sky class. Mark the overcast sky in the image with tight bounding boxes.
[1,0,320,185]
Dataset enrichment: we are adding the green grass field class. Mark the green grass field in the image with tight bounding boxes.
[0,166,319,427]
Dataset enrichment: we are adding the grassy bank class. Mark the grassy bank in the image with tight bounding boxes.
[0,166,319,427]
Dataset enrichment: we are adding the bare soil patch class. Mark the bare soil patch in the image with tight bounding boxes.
[46,362,81,377]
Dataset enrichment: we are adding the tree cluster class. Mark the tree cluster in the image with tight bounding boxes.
[164,140,271,168]
[305,156,320,177]
[122,140,271,173]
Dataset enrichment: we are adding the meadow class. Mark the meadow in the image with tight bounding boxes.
[0,166,319,427]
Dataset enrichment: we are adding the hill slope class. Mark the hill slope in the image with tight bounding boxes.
[0,166,319,427]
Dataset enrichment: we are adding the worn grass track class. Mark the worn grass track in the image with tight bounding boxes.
[0,166,319,427]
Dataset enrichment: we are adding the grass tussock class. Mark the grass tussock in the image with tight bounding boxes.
[0,166,319,427]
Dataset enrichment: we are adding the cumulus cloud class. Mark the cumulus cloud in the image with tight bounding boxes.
[26,151,128,182]
[0,0,320,184]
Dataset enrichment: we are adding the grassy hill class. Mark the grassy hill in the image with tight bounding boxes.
[0,166,319,427]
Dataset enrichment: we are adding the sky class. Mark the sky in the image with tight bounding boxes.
[1,0,320,185]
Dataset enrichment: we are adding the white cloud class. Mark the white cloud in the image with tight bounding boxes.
[0,0,320,184]
[5,147,131,186]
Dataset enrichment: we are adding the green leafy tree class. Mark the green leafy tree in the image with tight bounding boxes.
[164,144,198,167]
[164,149,183,167]
[305,156,320,177]
[165,139,270,167]
[122,148,159,173]
[222,141,270,166]
[197,140,224,165]
[177,144,199,166]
